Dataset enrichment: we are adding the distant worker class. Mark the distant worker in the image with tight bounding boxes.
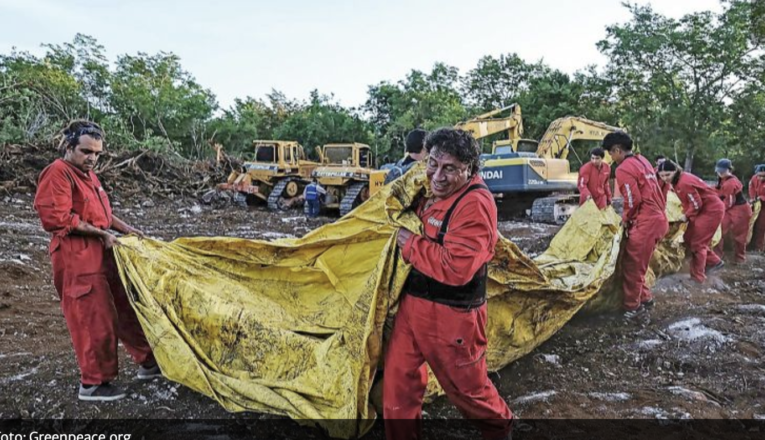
[33,120,160,402]
[602,132,668,320]
[385,128,513,440]
[749,164,765,252]
[714,159,752,263]
[657,161,725,283]
[577,147,612,209]
[383,128,429,185]
[303,178,326,218]
[654,155,666,172]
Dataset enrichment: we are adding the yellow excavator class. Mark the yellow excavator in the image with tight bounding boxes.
[368,104,536,197]
[478,116,623,223]
[454,103,539,154]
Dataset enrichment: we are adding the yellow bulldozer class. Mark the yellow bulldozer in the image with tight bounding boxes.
[311,143,382,217]
[217,140,320,210]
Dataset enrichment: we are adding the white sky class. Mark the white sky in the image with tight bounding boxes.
[0,0,723,109]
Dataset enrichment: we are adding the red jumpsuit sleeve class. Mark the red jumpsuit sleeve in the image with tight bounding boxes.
[616,167,642,224]
[750,176,757,200]
[578,164,592,204]
[402,198,495,286]
[604,164,613,204]
[33,166,80,236]
[681,182,704,221]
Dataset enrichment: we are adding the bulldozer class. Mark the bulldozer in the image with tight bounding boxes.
[311,143,378,217]
[478,116,623,224]
[217,140,320,210]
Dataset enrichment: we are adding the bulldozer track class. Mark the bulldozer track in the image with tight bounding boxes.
[531,194,579,225]
[267,178,293,211]
[339,182,367,217]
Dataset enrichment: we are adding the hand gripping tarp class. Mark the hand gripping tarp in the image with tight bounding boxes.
[114,163,688,438]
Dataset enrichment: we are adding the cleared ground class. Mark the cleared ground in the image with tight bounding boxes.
[1,193,763,433]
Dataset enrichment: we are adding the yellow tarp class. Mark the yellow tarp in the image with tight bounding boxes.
[114,164,687,438]
[749,200,762,245]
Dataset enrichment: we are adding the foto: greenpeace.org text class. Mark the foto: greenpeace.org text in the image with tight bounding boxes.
[1,433,131,440]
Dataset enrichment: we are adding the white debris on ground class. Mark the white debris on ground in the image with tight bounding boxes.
[511,391,557,405]
[667,387,718,405]
[636,339,664,350]
[666,318,728,344]
[280,217,304,223]
[735,304,765,315]
[538,354,561,366]
[260,232,296,240]
[588,392,631,402]
[4,367,39,382]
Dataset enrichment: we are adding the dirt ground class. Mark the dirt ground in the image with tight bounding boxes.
[1,191,764,433]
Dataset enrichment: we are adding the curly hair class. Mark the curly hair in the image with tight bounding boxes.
[424,128,481,175]
[57,119,105,154]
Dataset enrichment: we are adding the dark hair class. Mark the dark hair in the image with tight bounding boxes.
[589,147,605,158]
[58,120,105,154]
[655,155,666,162]
[755,164,765,173]
[425,128,481,175]
[657,160,678,172]
[602,131,633,152]
[405,129,428,154]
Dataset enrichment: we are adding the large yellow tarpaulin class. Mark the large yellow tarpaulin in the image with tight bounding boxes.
[749,200,762,245]
[114,164,688,438]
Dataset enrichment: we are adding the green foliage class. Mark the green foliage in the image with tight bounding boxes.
[1,2,764,186]
[597,1,763,173]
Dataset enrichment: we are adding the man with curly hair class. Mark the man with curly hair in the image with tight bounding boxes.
[384,127,513,440]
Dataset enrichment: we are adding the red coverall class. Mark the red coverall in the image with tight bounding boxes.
[714,175,752,262]
[673,172,724,282]
[34,159,154,386]
[384,174,512,440]
[578,162,612,209]
[749,175,765,251]
[616,155,669,311]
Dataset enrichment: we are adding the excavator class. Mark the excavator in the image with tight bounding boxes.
[368,104,535,197]
[454,103,539,154]
[478,116,623,224]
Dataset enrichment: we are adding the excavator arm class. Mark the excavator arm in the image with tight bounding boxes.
[454,104,524,144]
[535,117,622,162]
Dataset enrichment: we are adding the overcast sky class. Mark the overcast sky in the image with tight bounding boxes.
[0,0,723,109]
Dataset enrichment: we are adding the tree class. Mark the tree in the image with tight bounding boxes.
[364,62,467,158]
[462,53,540,111]
[275,90,373,159]
[597,1,764,172]
[110,52,217,158]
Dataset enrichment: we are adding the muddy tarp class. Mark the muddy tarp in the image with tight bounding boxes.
[114,163,687,438]
[748,201,762,245]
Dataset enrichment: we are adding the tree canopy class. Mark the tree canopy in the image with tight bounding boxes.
[1,2,763,180]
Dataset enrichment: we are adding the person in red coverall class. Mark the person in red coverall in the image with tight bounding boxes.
[602,132,668,321]
[657,161,725,283]
[578,147,612,209]
[748,164,765,252]
[385,128,513,440]
[33,120,161,402]
[713,159,753,263]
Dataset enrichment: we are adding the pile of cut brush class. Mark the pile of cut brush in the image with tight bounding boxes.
[0,144,242,202]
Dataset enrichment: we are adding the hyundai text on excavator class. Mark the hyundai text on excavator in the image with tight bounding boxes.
[311,143,379,217]
[217,140,320,211]
[478,116,623,224]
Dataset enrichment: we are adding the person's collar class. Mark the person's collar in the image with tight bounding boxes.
[58,158,92,180]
